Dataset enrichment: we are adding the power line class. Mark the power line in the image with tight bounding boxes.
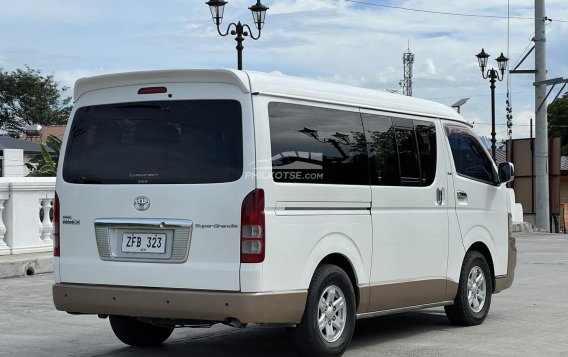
[512,37,535,69]
[343,0,568,23]
[343,0,533,19]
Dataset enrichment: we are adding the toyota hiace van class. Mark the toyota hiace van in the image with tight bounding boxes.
[53,70,516,357]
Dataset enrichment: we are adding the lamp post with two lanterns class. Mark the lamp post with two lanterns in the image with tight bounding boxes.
[475,48,509,161]
[205,0,269,70]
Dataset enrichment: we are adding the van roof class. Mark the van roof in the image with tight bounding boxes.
[74,69,465,122]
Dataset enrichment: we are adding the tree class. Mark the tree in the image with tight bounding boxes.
[25,135,62,177]
[0,66,72,137]
[548,92,568,156]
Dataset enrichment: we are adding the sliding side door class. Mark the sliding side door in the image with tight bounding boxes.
[362,111,450,312]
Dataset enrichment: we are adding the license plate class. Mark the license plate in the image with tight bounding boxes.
[121,233,166,254]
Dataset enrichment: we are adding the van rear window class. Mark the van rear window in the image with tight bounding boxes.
[63,100,243,184]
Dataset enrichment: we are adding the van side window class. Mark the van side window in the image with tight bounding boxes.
[394,123,421,185]
[361,114,399,185]
[415,121,437,186]
[362,114,436,186]
[268,102,369,185]
[446,126,497,184]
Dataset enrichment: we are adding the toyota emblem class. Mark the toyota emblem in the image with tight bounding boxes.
[133,196,150,211]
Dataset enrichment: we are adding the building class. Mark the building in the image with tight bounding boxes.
[0,136,45,177]
[507,137,561,232]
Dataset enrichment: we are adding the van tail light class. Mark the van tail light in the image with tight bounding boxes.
[53,193,60,257]
[137,86,167,94]
[241,189,265,263]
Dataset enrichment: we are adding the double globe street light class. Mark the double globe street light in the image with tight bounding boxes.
[206,0,269,70]
[475,48,509,161]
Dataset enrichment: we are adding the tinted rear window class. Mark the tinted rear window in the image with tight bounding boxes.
[363,114,437,187]
[268,102,369,185]
[63,100,243,184]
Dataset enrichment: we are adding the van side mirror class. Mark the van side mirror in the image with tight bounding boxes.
[498,162,514,184]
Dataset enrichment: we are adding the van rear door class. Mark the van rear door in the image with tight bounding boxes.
[57,80,255,291]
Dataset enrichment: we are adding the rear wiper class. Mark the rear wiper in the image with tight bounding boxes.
[73,177,103,184]
[115,104,169,111]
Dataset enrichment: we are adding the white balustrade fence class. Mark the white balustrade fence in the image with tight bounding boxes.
[0,177,56,255]
[0,179,525,256]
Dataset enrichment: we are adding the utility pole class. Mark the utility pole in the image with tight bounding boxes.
[534,0,550,231]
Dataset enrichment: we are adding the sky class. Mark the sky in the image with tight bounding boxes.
[1,0,567,141]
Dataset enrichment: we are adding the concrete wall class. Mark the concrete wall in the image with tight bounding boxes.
[2,149,25,177]
[1,149,34,177]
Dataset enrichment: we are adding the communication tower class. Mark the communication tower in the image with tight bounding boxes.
[402,45,414,96]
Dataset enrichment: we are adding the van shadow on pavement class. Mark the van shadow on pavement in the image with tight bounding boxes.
[92,309,452,357]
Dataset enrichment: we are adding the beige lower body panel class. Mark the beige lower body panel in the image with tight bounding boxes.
[53,284,307,324]
[357,278,458,315]
[495,228,517,293]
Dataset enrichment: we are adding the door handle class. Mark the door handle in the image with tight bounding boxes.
[436,188,444,205]
[457,191,468,199]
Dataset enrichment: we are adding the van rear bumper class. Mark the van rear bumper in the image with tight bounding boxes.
[53,283,307,324]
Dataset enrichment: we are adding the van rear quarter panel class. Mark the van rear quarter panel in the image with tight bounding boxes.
[250,95,372,293]
[56,82,255,291]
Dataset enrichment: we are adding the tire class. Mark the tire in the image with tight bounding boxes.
[445,251,493,326]
[109,315,174,347]
[288,264,356,357]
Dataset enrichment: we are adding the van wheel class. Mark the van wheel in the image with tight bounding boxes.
[288,264,356,357]
[109,315,174,347]
[445,251,493,326]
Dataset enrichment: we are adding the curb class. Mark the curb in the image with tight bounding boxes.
[0,252,53,279]
[512,222,548,233]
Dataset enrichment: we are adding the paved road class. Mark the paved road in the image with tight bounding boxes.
[1,233,567,357]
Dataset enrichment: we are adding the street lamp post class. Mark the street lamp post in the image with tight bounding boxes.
[476,48,509,161]
[205,0,269,70]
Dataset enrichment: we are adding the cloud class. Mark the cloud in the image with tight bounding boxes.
[421,58,437,76]
[54,68,114,91]
[0,0,566,142]
[510,110,536,139]
[268,0,342,15]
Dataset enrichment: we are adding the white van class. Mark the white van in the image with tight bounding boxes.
[53,69,516,357]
